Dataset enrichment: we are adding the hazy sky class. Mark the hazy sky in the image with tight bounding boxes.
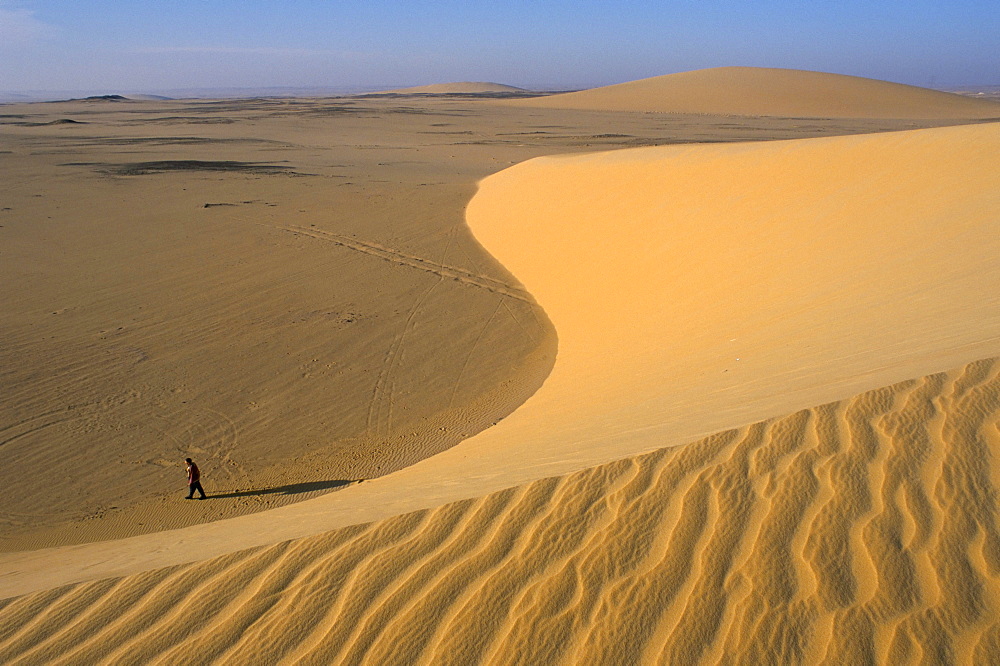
[1,0,997,92]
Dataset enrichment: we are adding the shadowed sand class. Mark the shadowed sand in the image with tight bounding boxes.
[515,66,1000,119]
[1,72,1000,663]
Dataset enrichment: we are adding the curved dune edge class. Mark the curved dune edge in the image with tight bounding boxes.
[0,358,999,663]
[2,122,1000,601]
[514,66,1000,119]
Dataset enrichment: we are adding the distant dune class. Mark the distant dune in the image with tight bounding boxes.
[378,82,528,95]
[515,66,1000,118]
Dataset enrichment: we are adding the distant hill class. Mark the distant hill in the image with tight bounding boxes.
[945,86,1000,102]
[375,82,529,95]
[514,67,1000,119]
[0,92,170,104]
[126,94,175,101]
[80,94,130,102]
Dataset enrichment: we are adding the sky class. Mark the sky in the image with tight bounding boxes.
[1,0,997,94]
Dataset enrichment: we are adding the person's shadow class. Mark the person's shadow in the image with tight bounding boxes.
[206,479,354,499]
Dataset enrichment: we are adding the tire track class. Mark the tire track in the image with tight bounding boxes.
[366,277,441,442]
[277,225,532,303]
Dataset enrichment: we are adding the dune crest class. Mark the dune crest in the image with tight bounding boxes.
[462,121,1000,483]
[516,66,1000,118]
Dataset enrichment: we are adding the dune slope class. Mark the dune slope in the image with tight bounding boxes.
[517,66,1000,119]
[460,121,1000,482]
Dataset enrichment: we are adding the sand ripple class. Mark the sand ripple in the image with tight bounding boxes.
[1,358,997,664]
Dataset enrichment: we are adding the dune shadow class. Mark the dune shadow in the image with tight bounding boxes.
[207,479,353,499]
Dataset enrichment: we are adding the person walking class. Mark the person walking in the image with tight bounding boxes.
[185,458,207,499]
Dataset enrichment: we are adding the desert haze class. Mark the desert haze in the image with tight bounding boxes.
[1,67,999,664]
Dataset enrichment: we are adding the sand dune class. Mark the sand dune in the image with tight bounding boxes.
[515,66,1000,119]
[1,359,998,663]
[2,90,999,662]
[463,121,1000,471]
[3,94,944,551]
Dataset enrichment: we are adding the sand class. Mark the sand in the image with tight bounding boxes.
[514,66,1000,119]
[1,70,999,663]
[3,84,957,551]
[2,362,998,663]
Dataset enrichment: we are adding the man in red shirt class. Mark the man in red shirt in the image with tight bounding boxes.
[185,458,207,499]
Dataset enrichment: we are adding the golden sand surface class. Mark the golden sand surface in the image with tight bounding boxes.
[1,70,999,663]
[515,66,1000,119]
[1,87,952,551]
[1,360,998,663]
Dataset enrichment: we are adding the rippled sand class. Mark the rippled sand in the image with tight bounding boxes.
[1,360,998,663]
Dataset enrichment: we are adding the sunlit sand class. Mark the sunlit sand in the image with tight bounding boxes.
[1,68,999,663]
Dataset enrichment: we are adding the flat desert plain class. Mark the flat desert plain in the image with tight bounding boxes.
[1,68,1000,663]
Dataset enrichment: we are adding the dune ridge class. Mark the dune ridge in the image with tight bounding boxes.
[515,66,1000,118]
[0,358,998,663]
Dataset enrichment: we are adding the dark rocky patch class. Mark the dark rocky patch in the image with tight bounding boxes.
[143,116,237,124]
[110,160,297,175]
[61,160,303,176]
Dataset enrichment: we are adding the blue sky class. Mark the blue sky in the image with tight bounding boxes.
[1,0,997,92]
